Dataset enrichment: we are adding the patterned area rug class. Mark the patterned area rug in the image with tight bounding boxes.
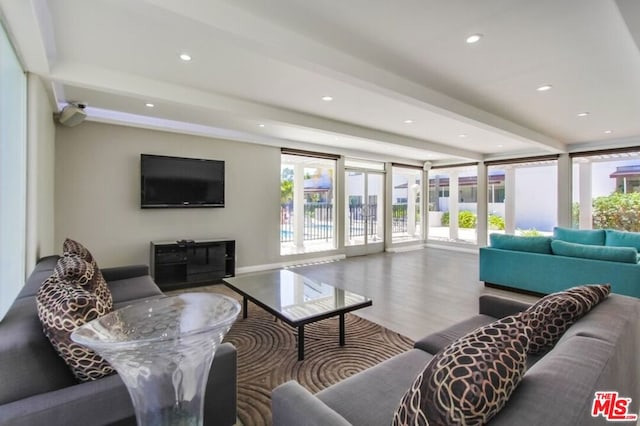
[200,284,414,426]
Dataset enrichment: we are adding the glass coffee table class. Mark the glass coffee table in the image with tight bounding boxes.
[223,269,372,361]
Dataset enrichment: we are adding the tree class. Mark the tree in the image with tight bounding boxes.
[281,180,293,203]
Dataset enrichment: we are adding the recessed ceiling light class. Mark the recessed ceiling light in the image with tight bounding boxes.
[258,124,265,128]
[536,85,553,92]
[466,34,483,44]
[604,130,613,134]
[321,96,333,102]
[577,112,590,117]
[458,134,467,138]
[145,103,155,108]
[403,119,414,124]
[497,144,504,148]
[179,53,192,61]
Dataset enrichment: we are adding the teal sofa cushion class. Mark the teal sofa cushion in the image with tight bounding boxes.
[553,227,605,246]
[551,240,638,264]
[605,229,640,251]
[489,234,552,254]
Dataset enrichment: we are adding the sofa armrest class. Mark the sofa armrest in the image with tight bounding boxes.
[272,381,352,426]
[479,295,531,318]
[101,265,149,282]
[0,343,239,426]
[204,342,237,426]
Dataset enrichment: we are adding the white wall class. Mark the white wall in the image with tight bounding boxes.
[514,165,557,232]
[55,122,281,269]
[26,74,56,270]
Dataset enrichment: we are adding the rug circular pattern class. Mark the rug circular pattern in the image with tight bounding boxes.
[199,284,414,426]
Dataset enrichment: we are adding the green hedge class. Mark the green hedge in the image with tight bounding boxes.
[488,214,505,230]
[441,211,477,228]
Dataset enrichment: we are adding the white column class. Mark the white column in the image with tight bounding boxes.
[384,163,393,249]
[422,163,432,241]
[293,163,305,250]
[449,170,459,240]
[407,173,417,236]
[504,166,516,234]
[579,160,593,229]
[375,177,384,241]
[410,183,420,237]
[476,162,488,246]
[557,153,573,228]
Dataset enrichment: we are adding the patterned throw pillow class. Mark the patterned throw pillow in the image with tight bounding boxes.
[62,238,95,263]
[525,284,610,355]
[55,253,113,311]
[37,256,114,382]
[393,313,532,426]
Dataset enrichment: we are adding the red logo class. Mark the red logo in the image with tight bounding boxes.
[592,392,638,422]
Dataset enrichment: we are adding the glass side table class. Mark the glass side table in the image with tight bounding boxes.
[71,293,240,426]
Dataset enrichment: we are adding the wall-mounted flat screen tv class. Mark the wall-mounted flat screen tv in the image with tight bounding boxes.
[140,154,225,208]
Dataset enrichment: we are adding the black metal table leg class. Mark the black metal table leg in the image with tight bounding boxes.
[242,297,248,319]
[298,325,305,361]
[339,313,345,346]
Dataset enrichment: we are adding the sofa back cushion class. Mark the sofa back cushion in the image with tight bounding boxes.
[489,233,552,254]
[551,240,638,264]
[553,227,605,245]
[0,296,77,405]
[393,313,531,426]
[605,229,640,251]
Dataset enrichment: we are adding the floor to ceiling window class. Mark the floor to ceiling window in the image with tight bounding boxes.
[571,149,640,231]
[0,22,27,320]
[280,150,337,255]
[427,164,478,244]
[486,156,558,239]
[391,165,422,243]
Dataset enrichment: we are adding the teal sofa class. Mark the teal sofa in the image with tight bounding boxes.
[479,228,640,298]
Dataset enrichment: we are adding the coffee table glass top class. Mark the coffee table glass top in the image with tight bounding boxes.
[223,270,371,323]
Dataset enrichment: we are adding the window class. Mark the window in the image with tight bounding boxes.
[0,23,27,320]
[572,150,640,231]
[428,165,478,244]
[392,166,422,243]
[486,158,558,238]
[280,151,337,255]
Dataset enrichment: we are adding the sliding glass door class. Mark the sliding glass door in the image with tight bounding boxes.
[345,169,384,256]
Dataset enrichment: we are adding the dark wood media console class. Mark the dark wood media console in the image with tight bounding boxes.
[150,239,235,290]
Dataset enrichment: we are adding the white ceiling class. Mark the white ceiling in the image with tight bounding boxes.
[2,0,640,164]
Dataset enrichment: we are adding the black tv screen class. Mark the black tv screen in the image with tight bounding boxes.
[141,154,225,208]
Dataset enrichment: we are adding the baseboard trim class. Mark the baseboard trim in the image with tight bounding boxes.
[425,242,479,254]
[386,243,426,253]
[236,254,346,275]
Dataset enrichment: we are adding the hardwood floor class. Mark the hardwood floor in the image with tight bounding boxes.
[281,247,539,341]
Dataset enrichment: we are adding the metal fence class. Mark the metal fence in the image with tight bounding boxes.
[280,202,413,243]
[280,202,333,242]
[392,204,407,233]
[347,203,378,237]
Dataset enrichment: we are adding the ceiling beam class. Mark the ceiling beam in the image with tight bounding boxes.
[49,62,483,160]
[0,0,55,73]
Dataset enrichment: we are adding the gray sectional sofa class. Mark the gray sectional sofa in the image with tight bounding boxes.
[272,293,640,425]
[0,255,237,426]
